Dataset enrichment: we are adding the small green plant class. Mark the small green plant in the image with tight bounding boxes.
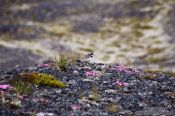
[57,53,68,71]
[141,73,157,80]
[9,78,32,95]
[20,72,65,88]
[0,93,6,105]
[140,70,158,80]
[10,97,21,109]
[90,86,100,101]
[105,103,119,113]
[0,92,21,109]
[144,70,175,78]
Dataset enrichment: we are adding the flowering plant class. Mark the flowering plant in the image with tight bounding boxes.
[0,84,11,89]
[37,64,49,68]
[85,71,99,77]
[110,65,137,74]
[114,81,129,87]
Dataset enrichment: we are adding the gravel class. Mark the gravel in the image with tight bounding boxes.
[0,61,174,116]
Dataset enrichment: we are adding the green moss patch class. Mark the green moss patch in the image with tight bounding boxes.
[79,47,94,52]
[20,72,65,88]
[144,57,167,64]
[147,48,165,55]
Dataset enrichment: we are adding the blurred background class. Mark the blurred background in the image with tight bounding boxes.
[0,0,174,73]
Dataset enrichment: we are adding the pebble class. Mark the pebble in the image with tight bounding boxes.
[73,70,79,75]
[103,73,113,77]
[68,80,77,85]
[36,112,55,116]
[119,110,133,115]
[105,89,116,94]
[82,79,94,83]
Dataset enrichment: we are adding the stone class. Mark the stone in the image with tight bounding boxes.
[119,110,133,115]
[105,89,116,94]
[73,70,79,75]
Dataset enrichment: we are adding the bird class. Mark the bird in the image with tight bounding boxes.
[61,51,93,62]
[80,52,93,60]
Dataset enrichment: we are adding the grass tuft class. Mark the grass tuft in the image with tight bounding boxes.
[90,86,100,101]
[56,53,68,71]
[105,103,119,113]
[9,78,32,95]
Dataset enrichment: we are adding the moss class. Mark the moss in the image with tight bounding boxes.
[101,55,110,61]
[141,73,158,80]
[144,70,162,73]
[132,30,143,37]
[147,48,165,55]
[144,57,166,64]
[35,49,44,55]
[154,40,162,44]
[98,31,108,40]
[117,54,125,57]
[76,40,84,45]
[144,70,175,77]
[109,41,121,47]
[133,24,154,30]
[130,43,144,48]
[20,72,65,88]
[40,23,71,38]
[142,69,175,80]
[79,47,94,52]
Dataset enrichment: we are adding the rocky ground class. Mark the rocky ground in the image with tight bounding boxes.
[0,0,175,73]
[0,61,174,116]
[0,1,175,115]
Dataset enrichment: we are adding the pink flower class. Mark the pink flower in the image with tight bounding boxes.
[85,71,99,77]
[18,95,24,100]
[72,104,81,111]
[109,65,137,74]
[0,84,11,89]
[122,82,129,87]
[115,81,123,86]
[114,81,129,87]
[37,64,49,68]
